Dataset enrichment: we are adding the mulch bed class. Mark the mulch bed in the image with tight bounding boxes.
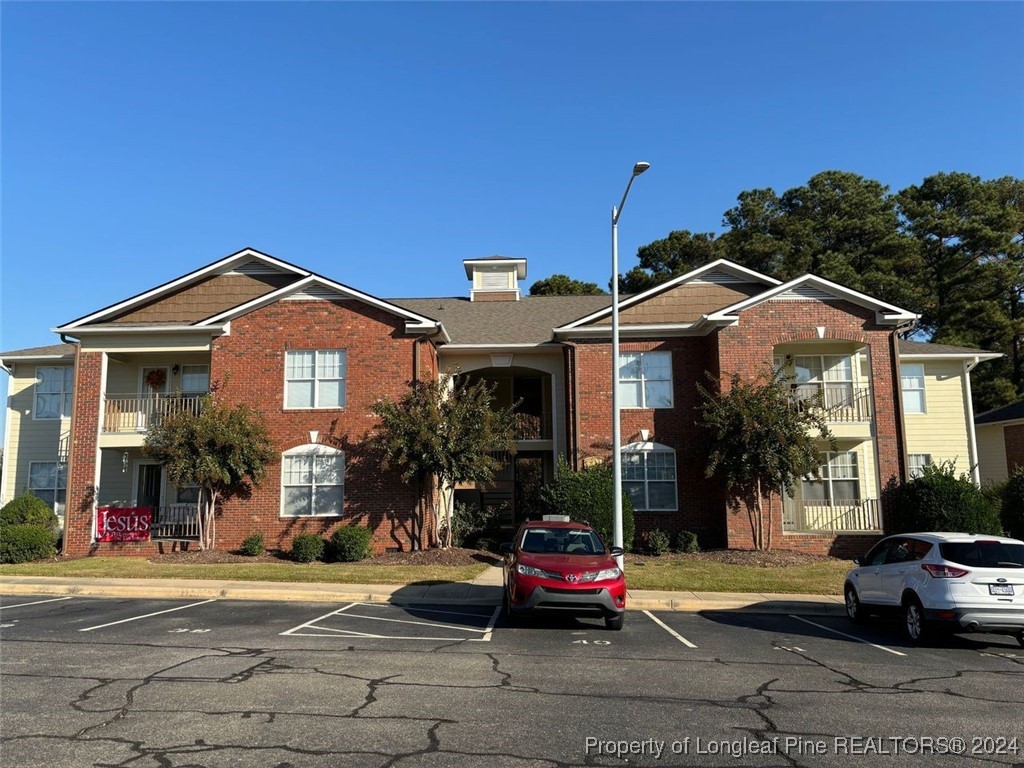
[147,546,837,568]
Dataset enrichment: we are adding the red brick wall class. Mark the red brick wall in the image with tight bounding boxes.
[716,299,902,551]
[63,349,102,556]
[1005,424,1024,472]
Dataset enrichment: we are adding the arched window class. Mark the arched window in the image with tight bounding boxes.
[280,444,344,517]
[621,442,677,511]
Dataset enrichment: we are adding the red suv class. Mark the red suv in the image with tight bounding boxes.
[500,517,627,630]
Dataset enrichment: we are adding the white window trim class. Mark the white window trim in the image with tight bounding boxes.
[619,351,674,409]
[908,453,932,479]
[284,349,347,410]
[901,363,927,415]
[279,443,345,518]
[803,450,861,503]
[28,460,68,517]
[33,366,74,421]
[621,441,678,512]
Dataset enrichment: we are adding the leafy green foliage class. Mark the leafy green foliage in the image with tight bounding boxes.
[540,457,635,551]
[644,529,670,556]
[144,394,275,550]
[529,274,605,296]
[371,374,518,548]
[441,501,502,550]
[328,527,373,562]
[699,368,834,550]
[0,524,57,564]
[291,533,325,563]
[0,494,59,531]
[238,533,265,557]
[889,461,1003,535]
[673,530,700,554]
[999,467,1024,540]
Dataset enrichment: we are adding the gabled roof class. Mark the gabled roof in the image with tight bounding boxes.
[899,340,1003,361]
[975,400,1024,426]
[706,274,919,326]
[554,259,780,332]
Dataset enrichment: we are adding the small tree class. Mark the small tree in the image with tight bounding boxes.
[371,374,518,549]
[698,368,834,550]
[890,461,1003,535]
[540,456,635,551]
[143,394,275,550]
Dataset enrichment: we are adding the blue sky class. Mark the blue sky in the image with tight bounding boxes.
[2,1,1022,435]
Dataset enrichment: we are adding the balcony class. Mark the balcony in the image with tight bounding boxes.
[512,411,552,440]
[103,393,206,434]
[783,498,881,532]
[790,385,872,422]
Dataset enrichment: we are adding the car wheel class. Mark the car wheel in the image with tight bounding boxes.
[1015,632,1024,649]
[844,584,866,624]
[903,596,930,645]
[605,613,624,631]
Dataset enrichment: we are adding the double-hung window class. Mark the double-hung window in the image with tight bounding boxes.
[901,364,926,414]
[621,443,677,511]
[908,453,932,479]
[803,451,860,503]
[618,352,673,408]
[793,355,854,409]
[34,366,74,420]
[28,461,68,517]
[180,365,210,396]
[285,350,346,409]
[281,445,345,517]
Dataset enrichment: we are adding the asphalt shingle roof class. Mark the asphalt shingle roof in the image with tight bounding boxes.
[899,340,999,357]
[0,343,76,359]
[975,400,1024,425]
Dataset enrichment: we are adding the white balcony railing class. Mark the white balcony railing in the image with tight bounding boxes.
[790,385,872,422]
[783,498,881,532]
[102,394,205,433]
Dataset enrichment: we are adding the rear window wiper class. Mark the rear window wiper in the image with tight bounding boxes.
[994,562,1024,568]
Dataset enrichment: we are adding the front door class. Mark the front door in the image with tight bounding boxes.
[135,463,163,510]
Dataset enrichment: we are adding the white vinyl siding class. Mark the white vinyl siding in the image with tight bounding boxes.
[621,443,677,511]
[618,352,673,409]
[902,360,972,472]
[901,364,926,414]
[34,366,74,420]
[281,445,345,517]
[285,350,346,409]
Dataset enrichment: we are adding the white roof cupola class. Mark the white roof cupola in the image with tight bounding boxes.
[463,256,527,302]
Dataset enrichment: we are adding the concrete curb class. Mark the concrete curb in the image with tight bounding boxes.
[1,575,846,614]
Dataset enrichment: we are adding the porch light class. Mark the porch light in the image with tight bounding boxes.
[122,451,129,474]
[611,161,651,572]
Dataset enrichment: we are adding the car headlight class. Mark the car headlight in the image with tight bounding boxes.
[517,564,560,580]
[593,567,622,581]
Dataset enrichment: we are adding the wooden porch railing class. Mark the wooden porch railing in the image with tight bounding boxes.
[102,394,205,433]
[513,411,552,440]
[150,504,201,541]
[783,498,881,532]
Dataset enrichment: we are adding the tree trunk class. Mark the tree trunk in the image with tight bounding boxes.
[196,488,207,551]
[755,478,764,550]
[765,491,773,552]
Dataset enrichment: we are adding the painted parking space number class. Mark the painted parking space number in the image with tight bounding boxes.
[169,628,211,633]
[572,639,611,645]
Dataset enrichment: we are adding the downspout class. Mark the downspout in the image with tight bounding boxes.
[891,322,915,484]
[963,356,982,487]
[561,340,581,471]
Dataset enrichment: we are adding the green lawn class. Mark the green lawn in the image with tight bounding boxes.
[624,558,849,594]
[0,558,488,585]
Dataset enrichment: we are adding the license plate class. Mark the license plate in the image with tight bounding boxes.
[989,584,1015,596]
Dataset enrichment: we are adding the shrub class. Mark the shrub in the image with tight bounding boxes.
[440,502,502,550]
[291,533,325,563]
[645,529,670,556]
[0,494,59,532]
[674,530,700,554]
[0,524,57,564]
[889,461,1002,535]
[1001,467,1024,540]
[328,526,373,562]
[238,533,265,557]
[540,457,635,551]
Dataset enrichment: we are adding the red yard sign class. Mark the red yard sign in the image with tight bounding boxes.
[96,507,152,542]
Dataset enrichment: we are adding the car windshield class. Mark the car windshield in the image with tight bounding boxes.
[520,528,605,555]
[939,542,1024,568]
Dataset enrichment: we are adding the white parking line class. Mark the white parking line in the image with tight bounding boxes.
[339,611,491,633]
[281,602,498,642]
[0,597,73,611]
[79,600,218,632]
[643,610,698,648]
[788,615,907,656]
[280,602,358,636]
[481,607,500,642]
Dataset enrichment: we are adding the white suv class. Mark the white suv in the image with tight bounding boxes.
[844,532,1024,645]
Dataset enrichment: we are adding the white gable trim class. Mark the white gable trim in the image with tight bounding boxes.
[554,259,780,331]
[57,248,310,331]
[706,274,919,325]
[196,274,442,331]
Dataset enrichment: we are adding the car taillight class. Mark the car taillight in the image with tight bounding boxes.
[922,563,970,578]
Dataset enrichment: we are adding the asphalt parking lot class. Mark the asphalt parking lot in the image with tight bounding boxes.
[2,594,1023,767]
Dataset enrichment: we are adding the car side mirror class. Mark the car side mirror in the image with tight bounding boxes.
[499,542,513,555]
[852,556,862,566]
[609,546,625,557]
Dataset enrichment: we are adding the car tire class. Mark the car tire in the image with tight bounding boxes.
[844,584,867,624]
[605,613,624,631]
[1015,632,1024,649]
[903,596,931,645]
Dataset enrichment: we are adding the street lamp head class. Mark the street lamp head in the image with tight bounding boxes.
[632,161,651,176]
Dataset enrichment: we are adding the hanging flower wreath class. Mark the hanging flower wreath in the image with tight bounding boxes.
[145,369,167,390]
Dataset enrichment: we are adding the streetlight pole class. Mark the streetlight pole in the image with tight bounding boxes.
[611,161,650,572]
